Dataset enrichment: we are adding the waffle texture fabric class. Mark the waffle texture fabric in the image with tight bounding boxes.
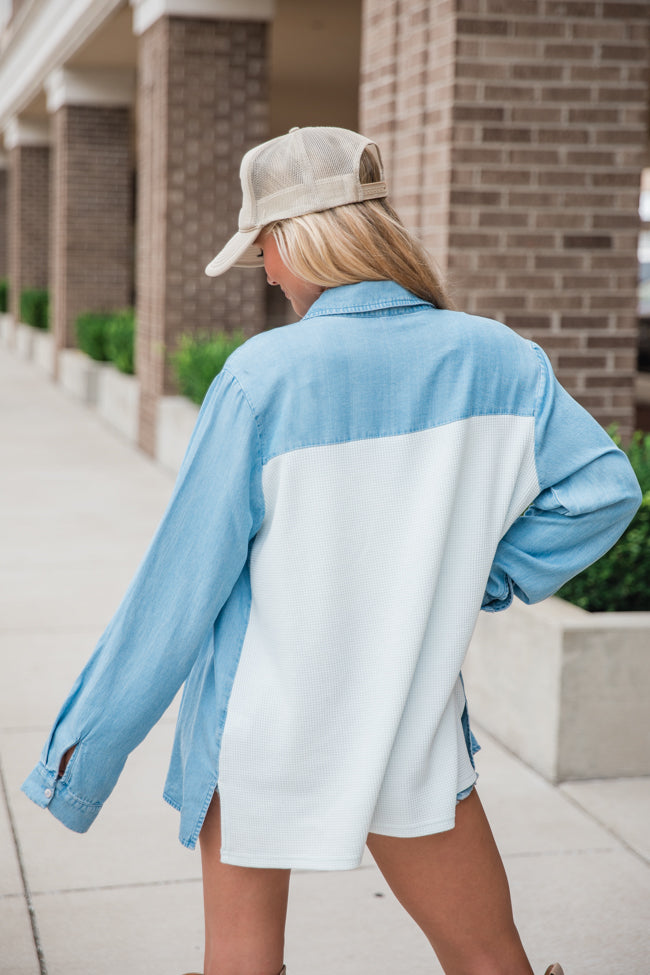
[22,281,641,868]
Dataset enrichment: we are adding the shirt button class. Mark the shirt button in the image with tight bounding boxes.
[44,788,53,798]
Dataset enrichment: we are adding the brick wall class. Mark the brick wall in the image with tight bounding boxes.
[50,105,133,350]
[360,0,650,438]
[0,167,7,279]
[0,166,7,280]
[449,0,648,437]
[136,15,269,454]
[361,0,456,274]
[7,144,50,320]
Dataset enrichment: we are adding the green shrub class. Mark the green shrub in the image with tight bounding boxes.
[0,278,8,313]
[76,308,136,371]
[558,431,650,612]
[106,309,135,375]
[171,331,246,405]
[20,288,49,329]
[75,311,112,361]
[623,429,650,494]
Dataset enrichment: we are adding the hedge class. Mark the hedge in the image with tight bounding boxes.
[558,430,650,612]
[171,331,246,405]
[0,278,7,313]
[75,312,112,361]
[75,309,135,373]
[20,288,49,330]
[106,309,135,375]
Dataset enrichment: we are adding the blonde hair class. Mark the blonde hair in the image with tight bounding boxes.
[264,149,451,310]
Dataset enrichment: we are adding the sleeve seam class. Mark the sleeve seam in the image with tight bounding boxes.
[223,367,266,527]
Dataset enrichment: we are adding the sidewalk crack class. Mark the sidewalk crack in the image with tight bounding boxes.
[0,756,48,975]
[559,787,650,868]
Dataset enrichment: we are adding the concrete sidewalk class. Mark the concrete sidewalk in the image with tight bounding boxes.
[1,343,649,975]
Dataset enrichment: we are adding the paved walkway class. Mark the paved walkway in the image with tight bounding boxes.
[1,341,649,975]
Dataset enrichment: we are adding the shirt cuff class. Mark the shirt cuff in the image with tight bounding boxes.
[22,764,103,834]
[481,570,514,613]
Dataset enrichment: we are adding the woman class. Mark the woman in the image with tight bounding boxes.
[24,127,640,975]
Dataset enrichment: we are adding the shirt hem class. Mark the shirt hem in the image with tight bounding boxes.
[369,770,479,837]
[368,813,456,838]
[163,791,181,812]
[219,849,365,871]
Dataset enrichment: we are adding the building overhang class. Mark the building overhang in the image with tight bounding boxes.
[0,0,276,131]
[0,0,124,130]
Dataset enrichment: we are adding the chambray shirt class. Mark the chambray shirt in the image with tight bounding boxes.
[23,281,641,869]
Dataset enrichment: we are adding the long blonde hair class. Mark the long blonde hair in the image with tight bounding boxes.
[264,149,451,310]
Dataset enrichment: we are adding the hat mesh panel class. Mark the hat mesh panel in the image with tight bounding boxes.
[250,130,361,211]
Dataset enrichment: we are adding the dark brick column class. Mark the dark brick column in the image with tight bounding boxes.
[360,0,650,439]
[46,69,134,355]
[135,12,270,455]
[4,120,50,322]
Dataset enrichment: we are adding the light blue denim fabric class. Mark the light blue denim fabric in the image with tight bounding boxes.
[22,280,642,849]
[456,672,481,803]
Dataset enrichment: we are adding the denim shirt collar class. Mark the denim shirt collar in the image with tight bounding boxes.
[301,280,432,321]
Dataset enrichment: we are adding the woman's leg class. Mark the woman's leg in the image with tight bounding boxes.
[366,789,534,975]
[199,793,290,975]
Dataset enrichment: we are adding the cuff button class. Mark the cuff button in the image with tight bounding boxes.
[44,788,53,799]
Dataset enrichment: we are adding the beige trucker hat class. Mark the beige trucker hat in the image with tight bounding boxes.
[204,125,387,276]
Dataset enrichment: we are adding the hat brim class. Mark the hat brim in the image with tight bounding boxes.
[204,228,264,276]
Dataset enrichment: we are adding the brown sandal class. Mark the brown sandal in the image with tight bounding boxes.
[544,966,564,975]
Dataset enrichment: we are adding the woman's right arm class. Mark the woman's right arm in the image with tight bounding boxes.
[482,345,642,612]
[22,367,265,834]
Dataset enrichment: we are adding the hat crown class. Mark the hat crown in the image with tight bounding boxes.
[239,126,386,231]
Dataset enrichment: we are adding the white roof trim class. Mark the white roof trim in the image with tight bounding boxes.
[3,116,50,150]
[45,67,136,112]
[130,0,274,35]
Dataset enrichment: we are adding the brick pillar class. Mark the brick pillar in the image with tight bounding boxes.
[0,155,7,281]
[46,68,134,355]
[360,0,650,439]
[3,118,50,322]
[360,0,455,274]
[132,0,271,455]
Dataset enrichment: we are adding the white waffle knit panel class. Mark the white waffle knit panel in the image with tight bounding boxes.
[217,413,539,869]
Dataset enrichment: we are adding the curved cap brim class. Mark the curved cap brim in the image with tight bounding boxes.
[204,228,264,276]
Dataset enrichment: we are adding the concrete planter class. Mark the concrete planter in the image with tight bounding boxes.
[32,328,55,375]
[59,348,106,405]
[15,321,35,359]
[96,364,140,445]
[464,595,650,782]
[156,395,199,474]
[0,313,14,347]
